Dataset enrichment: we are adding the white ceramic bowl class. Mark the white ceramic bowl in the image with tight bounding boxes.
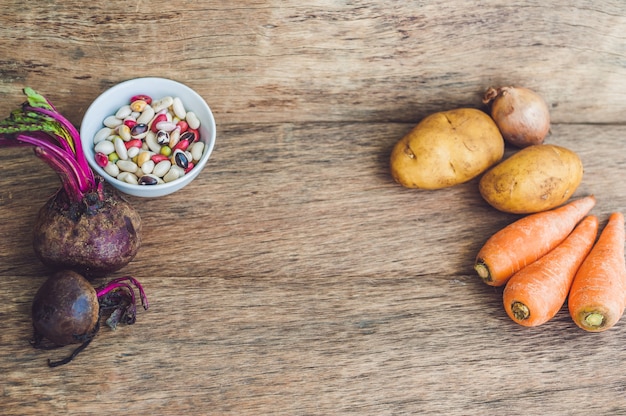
[80,77,216,197]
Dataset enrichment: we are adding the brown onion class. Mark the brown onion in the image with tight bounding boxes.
[482,86,550,148]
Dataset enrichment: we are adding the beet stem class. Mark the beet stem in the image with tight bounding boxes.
[0,88,98,201]
[102,276,149,309]
[97,282,137,307]
[23,104,93,183]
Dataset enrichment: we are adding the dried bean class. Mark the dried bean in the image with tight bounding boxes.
[95,152,109,167]
[94,140,115,155]
[160,145,172,157]
[130,123,149,139]
[156,130,170,145]
[130,99,148,112]
[153,160,172,177]
[151,154,169,164]
[125,139,143,149]
[117,160,138,173]
[127,146,140,159]
[190,141,205,162]
[173,150,189,169]
[104,162,120,177]
[163,166,184,183]
[172,97,186,119]
[117,125,131,141]
[185,111,200,130]
[145,131,161,153]
[169,128,181,148]
[103,115,123,128]
[96,94,205,186]
[152,96,174,113]
[138,175,159,186]
[141,159,155,174]
[115,105,132,119]
[94,127,113,144]
[137,106,155,125]
[114,137,128,160]
[172,139,190,152]
[136,150,152,167]
[124,118,137,129]
[118,171,139,185]
[156,121,177,132]
[131,94,152,105]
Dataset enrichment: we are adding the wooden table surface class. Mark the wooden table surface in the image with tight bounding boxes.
[1,1,626,414]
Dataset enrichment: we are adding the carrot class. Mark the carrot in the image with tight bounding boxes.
[503,215,598,327]
[474,195,596,286]
[568,212,626,332]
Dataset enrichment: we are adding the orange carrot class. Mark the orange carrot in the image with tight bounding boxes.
[503,215,598,327]
[568,212,626,332]
[474,195,596,286]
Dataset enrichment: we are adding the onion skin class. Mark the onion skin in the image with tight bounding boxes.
[33,183,142,278]
[31,270,99,346]
[483,86,551,148]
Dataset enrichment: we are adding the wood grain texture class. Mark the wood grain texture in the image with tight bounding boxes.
[0,1,625,125]
[1,1,626,415]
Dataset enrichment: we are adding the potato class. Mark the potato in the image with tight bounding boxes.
[479,144,583,214]
[390,108,504,189]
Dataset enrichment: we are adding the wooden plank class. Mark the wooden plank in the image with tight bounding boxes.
[1,122,626,414]
[0,1,625,125]
[1,0,626,414]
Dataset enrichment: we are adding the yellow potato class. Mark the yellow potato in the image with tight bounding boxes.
[390,108,504,189]
[479,144,583,214]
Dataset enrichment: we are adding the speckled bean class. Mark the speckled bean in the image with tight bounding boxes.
[173,150,189,169]
[138,174,160,185]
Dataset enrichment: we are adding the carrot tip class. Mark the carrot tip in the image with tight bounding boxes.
[511,302,530,321]
[474,261,491,282]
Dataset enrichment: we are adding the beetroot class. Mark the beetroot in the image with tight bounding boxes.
[0,88,142,277]
[31,270,148,367]
[33,185,141,277]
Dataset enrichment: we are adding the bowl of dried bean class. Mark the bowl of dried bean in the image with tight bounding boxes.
[80,77,216,197]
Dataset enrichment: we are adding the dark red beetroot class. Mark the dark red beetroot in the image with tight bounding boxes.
[33,185,141,277]
[31,270,148,367]
[0,88,142,277]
